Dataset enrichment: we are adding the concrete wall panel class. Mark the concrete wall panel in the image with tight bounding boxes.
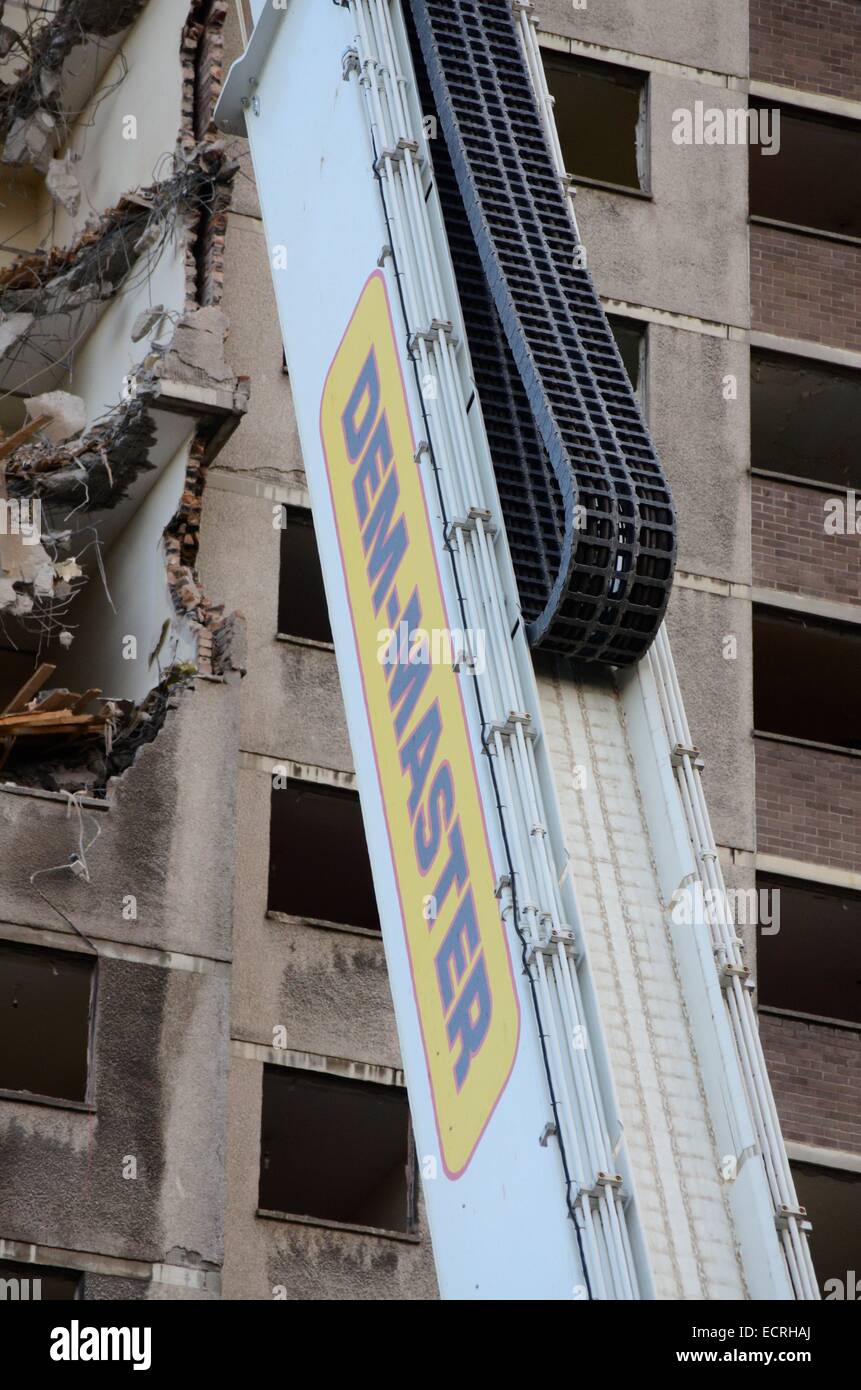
[536,0,748,77]
[0,679,239,960]
[199,486,352,771]
[0,958,228,1270]
[666,585,756,852]
[231,766,399,1065]
[576,76,749,326]
[649,326,751,585]
[222,1054,437,1300]
[217,213,303,485]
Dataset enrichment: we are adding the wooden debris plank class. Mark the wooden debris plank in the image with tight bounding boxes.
[0,708,77,727]
[0,717,106,737]
[0,415,50,462]
[31,690,80,713]
[0,709,104,729]
[72,689,102,713]
[2,664,56,715]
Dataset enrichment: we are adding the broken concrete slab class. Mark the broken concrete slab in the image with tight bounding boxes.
[46,157,81,216]
[75,0,150,40]
[25,390,86,444]
[0,312,34,356]
[0,468,86,619]
[54,557,83,583]
[32,561,56,598]
[8,393,158,515]
[156,308,235,389]
[0,0,150,179]
[2,109,58,172]
[131,304,168,343]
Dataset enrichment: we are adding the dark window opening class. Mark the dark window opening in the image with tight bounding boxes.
[753,608,861,750]
[608,315,645,398]
[268,778,379,931]
[751,350,861,490]
[0,1260,80,1301]
[259,1066,415,1233]
[791,1163,861,1296]
[757,875,861,1024]
[0,942,93,1103]
[749,102,861,240]
[278,508,332,644]
[543,54,646,192]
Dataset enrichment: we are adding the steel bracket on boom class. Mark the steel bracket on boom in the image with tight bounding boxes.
[341,46,360,81]
[374,137,420,175]
[576,1173,626,1211]
[526,925,579,963]
[671,742,705,770]
[408,318,456,353]
[775,1204,812,1234]
[488,712,537,743]
[445,507,496,543]
[494,873,512,899]
[718,962,752,989]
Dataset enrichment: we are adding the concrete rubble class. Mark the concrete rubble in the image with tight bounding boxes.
[0,0,150,172]
[0,312,34,355]
[0,1,245,799]
[0,665,190,795]
[24,390,86,444]
[45,156,82,216]
[0,146,236,367]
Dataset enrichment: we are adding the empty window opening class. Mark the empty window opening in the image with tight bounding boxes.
[543,54,646,192]
[749,102,861,240]
[0,942,93,1103]
[757,875,861,1025]
[751,350,861,490]
[278,508,332,644]
[790,1163,861,1297]
[608,314,645,400]
[259,1066,415,1233]
[0,1260,80,1301]
[268,778,379,931]
[753,608,861,750]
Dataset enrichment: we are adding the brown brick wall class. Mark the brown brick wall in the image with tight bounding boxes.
[756,737,861,871]
[760,1012,861,1152]
[750,0,861,103]
[752,477,861,605]
[179,0,231,310]
[751,223,861,353]
[193,0,228,142]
